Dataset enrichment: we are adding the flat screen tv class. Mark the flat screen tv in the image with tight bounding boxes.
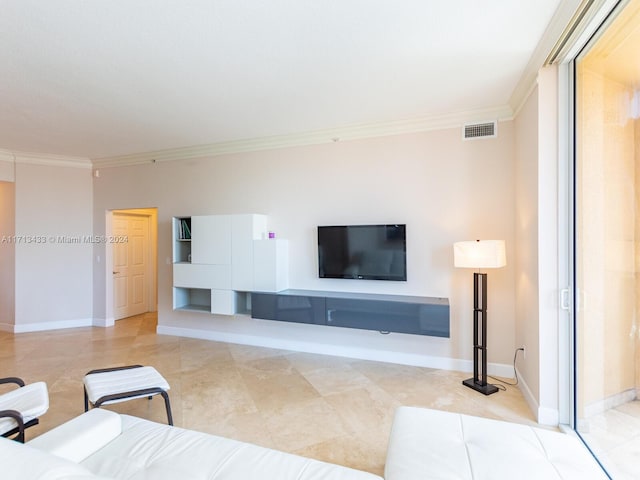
[318,224,407,281]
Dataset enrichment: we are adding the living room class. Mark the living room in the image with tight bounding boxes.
[0,1,637,478]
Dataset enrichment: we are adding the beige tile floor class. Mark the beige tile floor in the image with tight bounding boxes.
[1,312,538,476]
[580,401,640,480]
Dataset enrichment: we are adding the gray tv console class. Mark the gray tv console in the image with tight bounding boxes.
[251,289,449,337]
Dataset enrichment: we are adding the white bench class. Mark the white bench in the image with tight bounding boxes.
[83,365,172,425]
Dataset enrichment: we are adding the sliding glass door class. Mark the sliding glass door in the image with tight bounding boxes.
[574,1,640,477]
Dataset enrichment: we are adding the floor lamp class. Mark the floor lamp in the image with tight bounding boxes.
[454,239,506,396]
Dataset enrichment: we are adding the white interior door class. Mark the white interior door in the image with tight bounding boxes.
[113,213,149,320]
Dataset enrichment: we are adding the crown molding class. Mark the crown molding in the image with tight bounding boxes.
[509,0,584,115]
[0,150,15,163]
[0,148,92,169]
[0,150,16,182]
[14,151,92,169]
[92,105,514,168]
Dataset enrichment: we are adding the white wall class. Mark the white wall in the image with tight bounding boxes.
[515,86,541,404]
[0,181,16,330]
[14,162,94,330]
[93,124,518,371]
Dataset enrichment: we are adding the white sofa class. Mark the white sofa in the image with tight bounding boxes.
[1,408,381,480]
[385,407,608,480]
[0,406,609,479]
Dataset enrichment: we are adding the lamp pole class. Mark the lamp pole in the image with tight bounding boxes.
[462,271,498,395]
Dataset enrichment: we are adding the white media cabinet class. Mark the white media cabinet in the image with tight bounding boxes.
[172,215,450,339]
[172,214,288,315]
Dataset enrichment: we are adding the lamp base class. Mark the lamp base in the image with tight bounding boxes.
[462,378,498,396]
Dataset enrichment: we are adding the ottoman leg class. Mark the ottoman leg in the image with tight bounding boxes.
[161,391,173,426]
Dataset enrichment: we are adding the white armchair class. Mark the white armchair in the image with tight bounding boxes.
[0,377,49,442]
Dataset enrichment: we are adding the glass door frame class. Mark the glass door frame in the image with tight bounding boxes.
[563,1,632,477]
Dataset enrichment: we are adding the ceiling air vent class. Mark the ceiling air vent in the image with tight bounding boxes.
[463,121,497,140]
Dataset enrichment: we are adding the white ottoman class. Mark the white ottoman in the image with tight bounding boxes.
[83,365,172,425]
[385,407,608,480]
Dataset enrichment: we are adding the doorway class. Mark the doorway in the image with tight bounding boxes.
[106,208,158,322]
[574,1,640,477]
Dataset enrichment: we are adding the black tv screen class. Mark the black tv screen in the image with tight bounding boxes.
[318,224,407,281]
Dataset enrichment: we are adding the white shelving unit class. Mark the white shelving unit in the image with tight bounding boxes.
[173,287,211,313]
[173,217,192,263]
[172,214,288,315]
[253,239,288,292]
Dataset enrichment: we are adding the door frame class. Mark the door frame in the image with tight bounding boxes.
[553,0,631,431]
[105,208,158,325]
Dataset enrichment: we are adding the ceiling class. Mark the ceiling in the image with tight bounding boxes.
[0,0,564,162]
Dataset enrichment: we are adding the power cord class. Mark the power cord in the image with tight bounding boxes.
[488,347,524,390]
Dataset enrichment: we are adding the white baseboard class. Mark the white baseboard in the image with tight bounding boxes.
[92,317,115,328]
[584,388,637,418]
[488,359,519,380]
[515,366,538,418]
[157,324,513,375]
[2,317,114,332]
[516,366,559,426]
[538,406,559,426]
[12,318,93,333]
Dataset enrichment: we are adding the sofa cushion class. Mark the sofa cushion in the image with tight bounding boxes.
[0,436,110,480]
[28,408,122,463]
[80,414,382,480]
[385,407,608,480]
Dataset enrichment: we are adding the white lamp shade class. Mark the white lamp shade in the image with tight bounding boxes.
[454,240,506,269]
